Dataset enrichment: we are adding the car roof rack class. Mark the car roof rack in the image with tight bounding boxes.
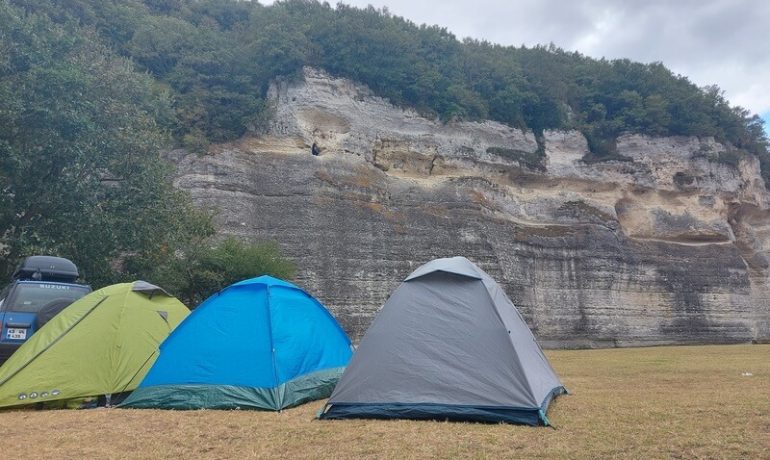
[12,256,80,283]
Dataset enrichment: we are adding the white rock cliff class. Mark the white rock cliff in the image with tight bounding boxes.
[171,68,770,346]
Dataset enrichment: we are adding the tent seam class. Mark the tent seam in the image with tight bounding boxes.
[477,278,538,407]
[0,295,108,387]
[272,285,352,348]
[265,285,282,409]
[109,286,132,390]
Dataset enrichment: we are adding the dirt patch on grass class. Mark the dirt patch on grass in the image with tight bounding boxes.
[1,345,767,459]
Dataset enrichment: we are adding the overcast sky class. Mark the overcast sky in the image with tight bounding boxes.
[264,0,770,132]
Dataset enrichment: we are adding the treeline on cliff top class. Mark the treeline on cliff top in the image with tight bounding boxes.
[1,1,768,290]
[9,0,767,159]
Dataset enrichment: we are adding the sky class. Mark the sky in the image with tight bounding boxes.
[263,0,770,134]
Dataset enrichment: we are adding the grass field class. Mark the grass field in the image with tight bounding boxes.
[1,344,768,459]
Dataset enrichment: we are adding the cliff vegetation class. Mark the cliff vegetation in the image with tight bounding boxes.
[7,0,767,172]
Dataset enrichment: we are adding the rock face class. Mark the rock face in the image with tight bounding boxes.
[171,68,770,347]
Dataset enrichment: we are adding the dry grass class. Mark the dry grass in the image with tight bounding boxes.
[1,344,768,459]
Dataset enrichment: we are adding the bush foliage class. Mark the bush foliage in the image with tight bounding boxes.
[0,1,293,303]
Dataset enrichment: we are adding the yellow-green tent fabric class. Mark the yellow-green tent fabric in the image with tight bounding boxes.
[0,281,188,408]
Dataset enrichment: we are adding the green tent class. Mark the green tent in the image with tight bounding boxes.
[0,281,188,408]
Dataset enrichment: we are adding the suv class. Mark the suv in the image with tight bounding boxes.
[0,256,91,365]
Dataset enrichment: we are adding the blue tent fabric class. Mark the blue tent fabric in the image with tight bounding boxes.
[121,276,352,410]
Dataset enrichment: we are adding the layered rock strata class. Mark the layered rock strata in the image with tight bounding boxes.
[171,68,770,347]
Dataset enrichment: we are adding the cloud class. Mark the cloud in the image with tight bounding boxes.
[551,0,770,113]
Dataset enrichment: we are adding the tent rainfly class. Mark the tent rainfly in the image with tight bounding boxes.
[121,275,353,411]
[319,256,567,426]
[0,281,189,408]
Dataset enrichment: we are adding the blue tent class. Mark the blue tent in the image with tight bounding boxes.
[121,276,352,410]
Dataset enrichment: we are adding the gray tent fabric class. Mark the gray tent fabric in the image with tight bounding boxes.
[132,281,172,297]
[319,256,566,426]
[404,257,484,281]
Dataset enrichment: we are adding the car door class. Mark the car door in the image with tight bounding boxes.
[0,283,22,364]
[0,283,36,345]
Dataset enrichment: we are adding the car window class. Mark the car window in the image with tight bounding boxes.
[0,285,9,310]
[7,283,90,313]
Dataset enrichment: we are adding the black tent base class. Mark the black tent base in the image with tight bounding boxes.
[320,402,546,426]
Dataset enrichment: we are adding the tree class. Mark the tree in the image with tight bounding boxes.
[141,237,296,307]
[0,4,211,285]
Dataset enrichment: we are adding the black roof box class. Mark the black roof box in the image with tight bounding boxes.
[12,256,80,282]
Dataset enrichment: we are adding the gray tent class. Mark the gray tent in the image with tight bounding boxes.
[319,256,566,426]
